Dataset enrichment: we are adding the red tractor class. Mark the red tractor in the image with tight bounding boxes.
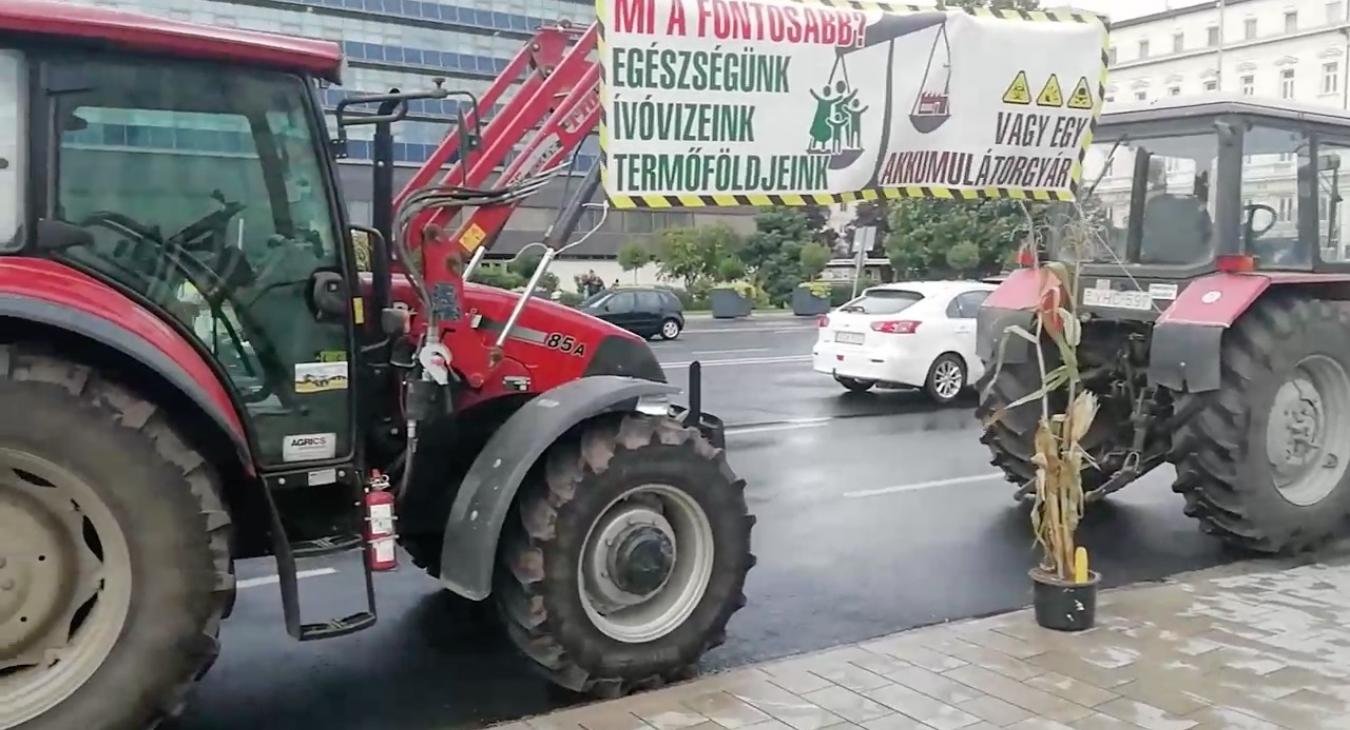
[978,95,1350,554]
[0,4,754,729]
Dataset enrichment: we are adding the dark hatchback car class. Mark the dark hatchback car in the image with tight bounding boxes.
[580,287,685,340]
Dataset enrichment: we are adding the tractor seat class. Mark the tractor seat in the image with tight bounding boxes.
[1139,194,1213,265]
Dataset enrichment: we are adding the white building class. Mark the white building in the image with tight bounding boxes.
[1104,0,1350,107]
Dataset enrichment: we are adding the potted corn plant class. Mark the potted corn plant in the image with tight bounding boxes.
[983,211,1100,631]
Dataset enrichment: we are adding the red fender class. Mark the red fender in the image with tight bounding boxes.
[0,257,251,466]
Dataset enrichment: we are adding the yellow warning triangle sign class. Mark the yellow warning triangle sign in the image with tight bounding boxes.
[1068,76,1095,110]
[1003,71,1032,105]
[1037,74,1064,107]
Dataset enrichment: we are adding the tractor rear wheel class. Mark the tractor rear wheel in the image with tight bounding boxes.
[495,413,754,697]
[975,346,1131,499]
[1171,296,1350,553]
[0,347,231,730]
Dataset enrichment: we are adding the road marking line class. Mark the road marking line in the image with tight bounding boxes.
[727,418,834,435]
[661,355,812,369]
[843,473,1004,499]
[685,327,817,335]
[692,348,771,355]
[237,567,338,589]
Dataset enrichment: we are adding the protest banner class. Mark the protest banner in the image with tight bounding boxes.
[597,0,1109,208]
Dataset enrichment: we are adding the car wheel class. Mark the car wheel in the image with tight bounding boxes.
[926,353,966,404]
[659,318,682,340]
[835,376,874,393]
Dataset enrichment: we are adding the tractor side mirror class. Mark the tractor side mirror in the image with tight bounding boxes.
[1247,205,1277,235]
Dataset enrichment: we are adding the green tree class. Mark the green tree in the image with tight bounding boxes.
[473,263,526,290]
[502,250,558,293]
[617,242,651,283]
[654,224,743,288]
[716,256,747,282]
[740,209,812,305]
[799,243,832,281]
[885,198,1035,280]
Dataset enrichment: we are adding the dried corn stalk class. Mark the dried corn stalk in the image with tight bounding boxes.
[984,210,1100,581]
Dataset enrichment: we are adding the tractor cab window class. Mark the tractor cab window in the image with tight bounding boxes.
[0,50,23,251]
[1076,133,1220,266]
[1241,126,1315,269]
[43,57,353,468]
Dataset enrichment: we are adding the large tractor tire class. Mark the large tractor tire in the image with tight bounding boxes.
[0,347,232,730]
[495,413,754,697]
[1171,296,1350,554]
[975,346,1132,498]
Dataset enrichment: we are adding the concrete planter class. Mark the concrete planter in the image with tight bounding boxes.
[792,287,830,316]
[709,288,752,319]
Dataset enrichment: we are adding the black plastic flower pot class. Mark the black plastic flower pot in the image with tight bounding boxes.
[1030,567,1100,632]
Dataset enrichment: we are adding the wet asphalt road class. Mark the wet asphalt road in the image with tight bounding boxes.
[174,314,1242,730]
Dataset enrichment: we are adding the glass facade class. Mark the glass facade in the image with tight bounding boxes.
[60,0,595,166]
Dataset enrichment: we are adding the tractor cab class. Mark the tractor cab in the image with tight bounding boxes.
[1050,95,1350,316]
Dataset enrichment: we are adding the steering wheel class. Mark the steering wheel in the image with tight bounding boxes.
[75,209,290,407]
[1243,203,1279,240]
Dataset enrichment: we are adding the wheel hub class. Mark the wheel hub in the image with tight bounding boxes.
[585,505,677,612]
[0,479,89,667]
[609,526,675,596]
[1264,356,1350,507]
[577,484,716,644]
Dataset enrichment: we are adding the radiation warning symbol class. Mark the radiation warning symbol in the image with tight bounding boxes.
[1068,76,1095,110]
[1037,74,1063,107]
[1002,71,1031,105]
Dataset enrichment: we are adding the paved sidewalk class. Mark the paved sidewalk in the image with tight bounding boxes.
[503,556,1350,730]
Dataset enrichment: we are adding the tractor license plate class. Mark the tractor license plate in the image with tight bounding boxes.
[1082,288,1152,311]
[836,331,865,345]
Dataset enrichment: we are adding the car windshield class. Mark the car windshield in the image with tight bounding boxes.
[840,290,923,315]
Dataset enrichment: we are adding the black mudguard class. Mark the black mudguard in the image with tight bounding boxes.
[1148,321,1224,393]
[438,375,680,600]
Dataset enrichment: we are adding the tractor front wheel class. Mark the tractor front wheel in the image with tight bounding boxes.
[495,413,754,697]
[1171,296,1350,553]
[0,347,231,730]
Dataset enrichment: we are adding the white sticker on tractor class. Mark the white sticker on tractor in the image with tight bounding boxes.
[308,468,338,486]
[1148,283,1180,300]
[295,361,349,394]
[283,433,337,462]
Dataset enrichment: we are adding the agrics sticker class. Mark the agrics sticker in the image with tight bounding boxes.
[295,361,349,394]
[283,433,337,462]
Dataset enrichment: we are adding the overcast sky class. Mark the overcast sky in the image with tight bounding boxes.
[1065,0,1177,22]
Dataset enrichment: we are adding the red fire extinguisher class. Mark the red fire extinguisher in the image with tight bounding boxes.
[364,470,397,572]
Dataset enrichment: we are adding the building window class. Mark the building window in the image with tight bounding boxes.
[1169,85,1182,96]
[1135,91,1148,101]
[1108,46,1117,65]
[1172,32,1185,53]
[1138,39,1150,58]
[1325,62,1341,94]
[1282,68,1296,98]
[1245,18,1258,39]
[1204,79,1219,92]
[1241,74,1255,95]
[1207,25,1221,46]
[1330,2,1345,25]
[1278,196,1294,221]
[1286,11,1299,32]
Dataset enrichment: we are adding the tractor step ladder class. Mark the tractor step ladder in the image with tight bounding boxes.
[263,480,378,641]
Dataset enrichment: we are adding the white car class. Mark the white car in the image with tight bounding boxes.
[812,280,996,403]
